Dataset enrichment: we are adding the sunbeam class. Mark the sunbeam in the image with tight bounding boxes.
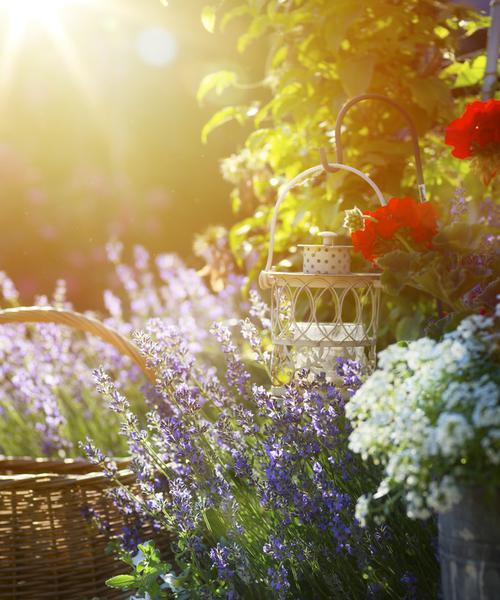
[0,0,94,95]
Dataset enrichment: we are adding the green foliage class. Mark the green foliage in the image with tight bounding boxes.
[198,70,239,103]
[377,215,498,315]
[433,222,487,254]
[201,0,488,344]
[107,541,173,600]
[202,106,250,143]
[201,5,217,33]
[443,55,487,89]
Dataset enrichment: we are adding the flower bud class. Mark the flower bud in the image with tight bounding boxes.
[343,207,365,233]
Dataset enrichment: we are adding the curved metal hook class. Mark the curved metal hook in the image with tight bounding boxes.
[322,93,427,201]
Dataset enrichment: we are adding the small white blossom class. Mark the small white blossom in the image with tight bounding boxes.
[355,494,371,527]
[481,430,500,465]
[435,413,473,457]
[427,476,461,513]
[348,313,499,521]
[472,382,500,427]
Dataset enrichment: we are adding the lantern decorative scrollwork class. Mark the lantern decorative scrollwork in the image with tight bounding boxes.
[259,163,384,385]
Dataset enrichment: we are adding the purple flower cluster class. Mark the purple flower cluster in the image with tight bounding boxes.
[89,314,438,598]
[210,543,235,581]
[0,245,242,457]
[267,564,290,599]
[210,322,250,396]
[254,378,356,552]
[401,572,418,600]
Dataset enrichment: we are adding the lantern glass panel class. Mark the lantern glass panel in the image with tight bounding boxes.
[269,274,380,384]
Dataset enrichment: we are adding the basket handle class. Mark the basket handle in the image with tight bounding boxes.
[261,162,386,285]
[0,306,155,383]
[331,93,426,201]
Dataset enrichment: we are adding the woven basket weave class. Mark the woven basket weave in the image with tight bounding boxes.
[0,307,160,600]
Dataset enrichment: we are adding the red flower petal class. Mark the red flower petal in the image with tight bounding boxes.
[386,197,419,228]
[351,221,377,261]
[445,99,500,160]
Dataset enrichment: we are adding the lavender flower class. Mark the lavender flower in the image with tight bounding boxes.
[267,564,290,599]
[401,572,418,600]
[0,244,243,458]
[249,289,271,330]
[209,543,235,580]
[89,308,440,598]
[210,322,250,396]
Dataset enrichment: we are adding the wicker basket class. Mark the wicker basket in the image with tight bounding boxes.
[0,307,160,600]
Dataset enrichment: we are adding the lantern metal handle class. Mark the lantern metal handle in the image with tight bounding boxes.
[260,162,386,287]
[325,93,427,202]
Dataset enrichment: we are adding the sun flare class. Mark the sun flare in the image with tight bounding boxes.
[0,0,88,26]
[0,0,96,99]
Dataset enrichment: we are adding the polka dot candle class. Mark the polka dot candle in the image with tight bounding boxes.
[299,231,352,275]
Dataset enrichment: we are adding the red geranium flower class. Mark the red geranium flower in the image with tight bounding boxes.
[386,197,438,244]
[351,220,377,261]
[445,99,500,159]
[350,197,438,261]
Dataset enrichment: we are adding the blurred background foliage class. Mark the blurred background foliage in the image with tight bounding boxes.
[0,0,256,307]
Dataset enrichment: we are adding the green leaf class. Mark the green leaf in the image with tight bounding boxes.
[424,311,469,339]
[455,55,486,88]
[337,54,375,97]
[433,222,485,253]
[396,313,425,341]
[220,5,250,31]
[271,46,288,69]
[378,250,417,295]
[410,77,451,110]
[203,507,227,538]
[237,15,270,52]
[197,70,238,103]
[323,5,363,54]
[201,106,248,143]
[434,25,450,39]
[201,6,216,33]
[254,102,270,127]
[410,263,455,307]
[230,188,242,213]
[270,82,304,118]
[442,54,486,88]
[106,574,136,589]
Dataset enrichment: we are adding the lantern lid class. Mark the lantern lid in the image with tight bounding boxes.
[319,230,351,245]
[298,230,352,248]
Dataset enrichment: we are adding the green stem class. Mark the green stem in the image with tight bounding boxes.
[406,282,465,313]
[394,233,414,254]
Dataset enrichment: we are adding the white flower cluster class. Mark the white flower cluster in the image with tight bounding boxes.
[347,311,499,523]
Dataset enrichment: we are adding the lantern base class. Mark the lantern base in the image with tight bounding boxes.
[270,335,375,386]
[289,321,366,344]
[295,343,367,372]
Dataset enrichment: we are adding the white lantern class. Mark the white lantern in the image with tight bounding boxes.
[259,163,385,385]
